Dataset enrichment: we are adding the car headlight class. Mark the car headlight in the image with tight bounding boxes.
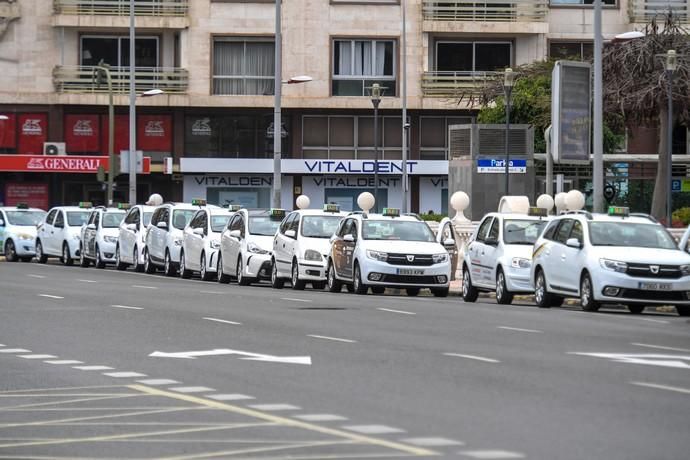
[304,249,322,261]
[511,257,531,269]
[366,250,388,262]
[600,258,627,273]
[17,233,33,240]
[210,240,220,250]
[173,237,183,246]
[433,253,449,264]
[680,265,690,276]
[103,236,118,244]
[248,242,269,254]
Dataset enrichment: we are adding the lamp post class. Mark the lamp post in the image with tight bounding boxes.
[593,0,604,213]
[93,60,114,206]
[128,0,136,206]
[665,49,677,226]
[369,83,384,213]
[503,68,515,196]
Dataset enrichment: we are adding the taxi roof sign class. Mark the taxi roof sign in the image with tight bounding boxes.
[323,203,340,213]
[117,203,131,210]
[527,207,548,217]
[79,201,93,208]
[608,206,629,217]
[15,203,29,209]
[192,199,207,206]
[269,208,286,219]
[382,208,400,217]
[228,204,242,211]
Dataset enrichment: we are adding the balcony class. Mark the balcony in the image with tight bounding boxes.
[628,0,689,24]
[53,66,189,94]
[422,71,497,99]
[53,0,188,16]
[422,1,548,34]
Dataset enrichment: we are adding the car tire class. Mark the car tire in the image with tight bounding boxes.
[534,269,554,308]
[144,249,156,274]
[291,260,306,290]
[495,269,514,305]
[61,242,74,266]
[200,253,213,281]
[627,304,645,314]
[353,264,368,295]
[371,286,385,295]
[95,245,106,269]
[406,288,420,297]
[432,287,450,297]
[179,251,192,279]
[551,296,565,307]
[164,250,176,277]
[462,267,479,303]
[312,281,326,290]
[580,272,600,312]
[271,259,284,289]
[217,255,231,284]
[4,240,17,262]
[20,256,33,262]
[35,240,48,264]
[79,245,90,268]
[133,247,144,273]
[327,262,342,293]
[676,305,690,317]
[114,245,127,271]
[237,257,251,286]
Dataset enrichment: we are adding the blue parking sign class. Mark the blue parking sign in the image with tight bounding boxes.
[672,180,682,192]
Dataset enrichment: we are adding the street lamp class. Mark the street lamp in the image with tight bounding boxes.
[93,60,114,206]
[368,83,385,213]
[665,49,677,226]
[503,68,516,196]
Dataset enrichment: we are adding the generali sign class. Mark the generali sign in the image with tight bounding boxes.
[0,155,151,174]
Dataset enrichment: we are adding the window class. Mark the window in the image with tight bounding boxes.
[571,221,583,244]
[212,38,275,95]
[151,208,163,226]
[93,212,101,229]
[555,220,574,244]
[420,116,473,160]
[81,36,159,68]
[487,218,500,241]
[543,220,559,241]
[435,42,511,73]
[475,217,493,242]
[54,211,64,228]
[332,39,396,96]
[125,209,139,225]
[46,209,57,225]
[549,42,594,61]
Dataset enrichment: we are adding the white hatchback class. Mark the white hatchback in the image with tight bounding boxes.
[180,207,234,281]
[79,207,126,268]
[36,204,91,265]
[0,205,46,262]
[115,204,156,271]
[144,202,201,276]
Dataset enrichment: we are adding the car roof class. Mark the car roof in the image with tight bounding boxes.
[0,207,45,212]
[208,208,234,216]
[353,214,421,222]
[555,213,656,225]
[294,209,347,217]
[52,206,90,212]
[482,212,551,220]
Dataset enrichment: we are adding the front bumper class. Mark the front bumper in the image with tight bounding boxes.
[99,240,117,262]
[68,239,81,259]
[592,269,690,305]
[505,266,534,293]
[244,253,272,279]
[297,258,328,281]
[12,238,36,256]
[359,258,450,288]
[205,249,220,273]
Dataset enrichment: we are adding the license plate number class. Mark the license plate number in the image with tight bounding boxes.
[397,268,424,276]
[638,282,672,291]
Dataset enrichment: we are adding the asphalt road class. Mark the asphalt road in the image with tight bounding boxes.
[1,260,689,460]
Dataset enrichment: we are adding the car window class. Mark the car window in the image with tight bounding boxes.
[554,219,574,244]
[570,221,584,244]
[46,209,57,225]
[338,219,351,237]
[281,213,295,234]
[102,212,125,228]
[67,211,88,227]
[588,221,677,249]
[503,219,548,245]
[54,211,64,228]
[94,212,101,228]
[487,218,500,241]
[362,220,435,242]
[301,215,343,238]
[172,209,195,230]
[542,220,559,240]
[475,217,493,242]
[142,212,153,226]
[189,211,202,229]
[248,216,281,236]
[211,215,230,233]
[4,211,46,226]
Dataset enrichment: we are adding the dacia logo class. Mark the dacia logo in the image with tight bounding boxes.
[650,265,660,274]
[406,255,415,262]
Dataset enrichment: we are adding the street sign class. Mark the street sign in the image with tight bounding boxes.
[476,159,526,174]
[552,61,592,164]
[119,150,145,174]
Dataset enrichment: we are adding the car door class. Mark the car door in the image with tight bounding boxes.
[338,219,357,280]
[119,208,137,263]
[467,216,493,288]
[480,217,501,287]
[52,210,69,256]
[332,218,350,278]
[273,213,295,275]
[560,219,585,293]
[186,211,204,270]
[549,219,574,292]
[40,209,57,254]
[154,207,170,262]
[221,214,238,267]
[226,213,244,266]
[147,208,163,262]
[283,213,300,267]
[437,217,459,280]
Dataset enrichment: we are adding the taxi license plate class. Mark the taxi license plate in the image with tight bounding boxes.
[397,268,424,276]
[638,282,672,291]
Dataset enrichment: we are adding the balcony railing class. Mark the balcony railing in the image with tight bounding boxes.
[628,0,689,23]
[422,0,548,22]
[53,66,189,94]
[53,0,188,16]
[422,71,498,98]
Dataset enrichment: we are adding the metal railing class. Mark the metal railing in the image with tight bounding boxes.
[422,71,498,98]
[53,66,189,94]
[53,0,188,16]
[628,0,689,23]
[422,0,548,22]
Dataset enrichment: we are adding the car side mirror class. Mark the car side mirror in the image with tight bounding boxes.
[285,229,296,239]
[344,234,355,243]
[87,223,97,230]
[126,223,137,231]
[443,238,456,247]
[156,221,168,230]
[566,238,582,249]
[193,227,205,236]
[485,237,498,246]
[229,229,241,239]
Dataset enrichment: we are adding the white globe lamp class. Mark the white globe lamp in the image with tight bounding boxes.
[450,191,470,223]
[554,192,567,213]
[536,194,554,213]
[357,192,375,213]
[146,193,163,206]
[295,195,310,210]
[565,190,585,211]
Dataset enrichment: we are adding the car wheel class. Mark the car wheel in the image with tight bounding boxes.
[580,272,600,312]
[79,245,90,268]
[144,249,155,274]
[327,262,342,293]
[312,281,326,290]
[62,242,74,266]
[291,260,306,290]
[432,287,450,297]
[179,251,192,279]
[496,269,514,305]
[406,288,420,297]
[675,305,690,317]
[372,286,385,295]
[5,240,17,262]
[133,247,144,272]
[353,264,368,295]
[164,250,176,277]
[237,257,251,286]
[534,269,554,308]
[271,259,285,289]
[200,253,213,281]
[217,255,231,284]
[462,267,479,303]
[114,245,127,271]
[95,245,106,269]
[35,240,47,264]
[20,256,33,262]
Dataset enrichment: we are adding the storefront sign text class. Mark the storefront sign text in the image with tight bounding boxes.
[312,177,400,188]
[477,159,527,174]
[0,155,151,174]
[193,176,272,187]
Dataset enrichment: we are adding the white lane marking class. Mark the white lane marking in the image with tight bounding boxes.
[19,355,57,360]
[77,279,97,283]
[444,353,500,363]
[248,403,301,411]
[38,294,63,299]
[401,437,465,447]
[44,360,83,365]
[169,386,215,393]
[378,308,416,315]
[294,414,348,422]
[206,394,255,401]
[632,343,690,353]
[110,305,143,310]
[200,290,224,294]
[149,348,312,365]
[497,326,542,333]
[27,274,45,279]
[307,334,357,343]
[634,317,669,324]
[569,352,690,369]
[136,379,180,386]
[629,381,690,395]
[103,372,147,378]
[459,450,525,459]
[342,424,406,434]
[131,285,158,290]
[0,349,31,353]
[203,317,242,325]
[73,366,114,371]
[281,297,312,303]
[0,344,4,347]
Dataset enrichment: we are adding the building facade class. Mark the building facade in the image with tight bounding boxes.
[0,0,686,212]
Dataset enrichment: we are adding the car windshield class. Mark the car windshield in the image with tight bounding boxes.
[143,212,153,226]
[67,211,89,227]
[172,210,196,230]
[249,216,282,236]
[301,215,342,238]
[5,211,46,226]
[362,220,435,242]
[588,221,678,249]
[503,219,548,245]
[211,215,231,233]
[102,212,125,228]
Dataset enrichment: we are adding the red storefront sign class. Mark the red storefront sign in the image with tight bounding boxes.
[65,114,100,153]
[0,113,17,148]
[18,114,47,155]
[0,155,151,174]
[101,115,130,156]
[138,115,172,152]
[4,183,49,210]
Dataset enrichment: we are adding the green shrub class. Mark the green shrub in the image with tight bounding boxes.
[672,207,690,226]
[418,213,447,222]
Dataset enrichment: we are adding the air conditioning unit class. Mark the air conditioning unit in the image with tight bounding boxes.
[43,142,66,156]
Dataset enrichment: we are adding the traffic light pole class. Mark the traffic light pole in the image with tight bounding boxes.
[94,62,115,206]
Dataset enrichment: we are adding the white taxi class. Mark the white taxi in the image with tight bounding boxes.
[218,208,284,285]
[462,208,550,304]
[79,206,126,268]
[115,204,156,271]
[0,204,46,262]
[531,206,690,316]
[36,203,91,265]
[326,208,452,297]
[271,204,346,290]
[180,205,235,281]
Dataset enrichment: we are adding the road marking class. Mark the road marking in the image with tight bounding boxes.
[200,290,224,294]
[131,285,157,289]
[169,386,215,394]
[281,297,312,303]
[569,352,690,369]
[0,349,31,353]
[44,360,83,365]
[342,425,406,434]
[294,414,348,422]
[38,294,63,299]
[497,326,542,333]
[203,317,242,325]
[401,437,465,447]
[633,317,669,324]
[77,279,97,283]
[629,381,690,395]
[459,450,525,459]
[149,348,312,365]
[27,274,45,279]
[73,366,114,371]
[111,304,143,310]
[207,394,255,401]
[19,355,57,360]
[632,343,690,353]
[103,372,148,378]
[444,353,500,363]
[248,404,301,411]
[136,379,180,386]
[378,308,416,315]
[307,334,357,343]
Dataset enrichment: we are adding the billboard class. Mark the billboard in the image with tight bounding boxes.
[551,61,591,164]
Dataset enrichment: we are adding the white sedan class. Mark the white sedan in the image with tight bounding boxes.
[180,207,234,281]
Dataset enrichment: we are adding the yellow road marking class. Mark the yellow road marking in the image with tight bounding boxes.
[159,440,357,460]
[0,394,142,411]
[0,394,136,398]
[0,385,127,394]
[1,407,201,411]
